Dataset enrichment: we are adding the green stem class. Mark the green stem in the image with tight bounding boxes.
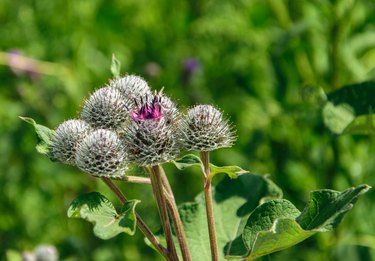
[159,167,192,261]
[150,166,179,261]
[100,177,168,259]
[200,151,219,261]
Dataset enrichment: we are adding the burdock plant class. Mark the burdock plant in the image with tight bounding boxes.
[22,57,370,261]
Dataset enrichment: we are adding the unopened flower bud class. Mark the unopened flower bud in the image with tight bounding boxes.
[180,105,236,151]
[80,87,131,130]
[50,120,91,165]
[110,75,151,98]
[75,129,128,178]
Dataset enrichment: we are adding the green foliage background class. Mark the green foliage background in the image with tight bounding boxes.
[1,0,375,260]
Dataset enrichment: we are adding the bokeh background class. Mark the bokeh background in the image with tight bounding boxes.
[1,0,375,260]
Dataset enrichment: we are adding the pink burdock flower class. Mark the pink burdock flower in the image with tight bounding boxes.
[122,93,180,166]
[130,95,163,122]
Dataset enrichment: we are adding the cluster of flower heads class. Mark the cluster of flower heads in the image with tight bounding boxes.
[50,75,236,178]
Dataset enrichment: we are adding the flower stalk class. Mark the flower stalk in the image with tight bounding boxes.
[100,177,168,258]
[159,166,192,261]
[200,151,219,261]
[149,165,179,261]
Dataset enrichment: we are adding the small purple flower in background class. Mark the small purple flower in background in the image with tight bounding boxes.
[130,95,163,122]
[6,49,39,79]
[182,57,201,85]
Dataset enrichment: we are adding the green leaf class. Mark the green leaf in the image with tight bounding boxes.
[322,102,355,134]
[327,81,375,116]
[172,154,248,180]
[225,184,370,259]
[209,164,249,179]
[296,185,371,231]
[176,174,283,261]
[6,250,22,261]
[67,192,139,239]
[174,174,370,260]
[172,154,203,171]
[225,199,305,259]
[323,81,375,134]
[19,116,55,155]
[111,54,121,78]
[342,114,375,135]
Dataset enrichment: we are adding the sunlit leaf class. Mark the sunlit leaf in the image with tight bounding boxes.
[111,54,121,78]
[343,114,375,135]
[322,102,355,134]
[175,174,283,260]
[225,185,370,259]
[19,116,55,155]
[209,164,249,179]
[172,174,370,260]
[172,154,203,171]
[67,192,139,239]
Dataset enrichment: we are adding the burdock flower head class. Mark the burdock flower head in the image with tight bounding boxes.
[110,75,151,98]
[122,93,180,166]
[75,129,128,178]
[180,104,236,151]
[50,119,91,165]
[80,86,131,130]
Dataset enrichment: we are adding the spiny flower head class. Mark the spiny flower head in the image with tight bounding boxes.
[110,75,151,98]
[75,129,128,178]
[122,93,180,166]
[179,104,236,151]
[50,119,91,165]
[80,86,131,130]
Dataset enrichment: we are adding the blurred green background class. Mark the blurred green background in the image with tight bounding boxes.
[1,0,375,260]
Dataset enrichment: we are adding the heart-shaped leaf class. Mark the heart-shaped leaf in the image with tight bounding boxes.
[225,184,370,259]
[20,116,55,155]
[176,174,283,260]
[296,185,370,231]
[67,192,139,240]
[174,174,370,260]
